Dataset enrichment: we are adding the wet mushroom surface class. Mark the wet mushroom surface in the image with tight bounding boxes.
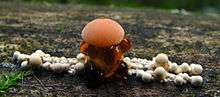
[80,18,131,79]
[0,2,220,97]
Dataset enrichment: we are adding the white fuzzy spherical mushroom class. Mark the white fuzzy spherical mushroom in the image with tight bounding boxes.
[42,62,51,70]
[136,63,144,69]
[169,62,178,73]
[13,51,20,61]
[178,73,190,81]
[126,61,142,69]
[68,69,76,75]
[60,59,68,64]
[43,57,52,63]
[76,53,85,59]
[146,61,155,70]
[29,53,42,68]
[123,57,130,62]
[143,64,151,70]
[49,63,59,71]
[35,50,43,54]
[55,59,61,63]
[190,76,203,86]
[68,58,78,64]
[174,75,186,85]
[44,54,51,58]
[51,57,61,63]
[50,57,56,63]
[141,72,152,82]
[153,67,167,80]
[72,62,85,70]
[17,54,30,62]
[175,67,182,74]
[139,59,148,66]
[50,63,70,73]
[131,58,138,63]
[190,64,203,75]
[128,69,136,76]
[155,53,169,70]
[179,62,191,73]
[162,78,172,83]
[146,70,154,75]
[76,53,86,63]
[155,53,168,64]
[137,58,147,66]
[167,73,176,80]
[21,61,28,67]
[35,50,45,57]
[60,57,66,61]
[136,70,145,78]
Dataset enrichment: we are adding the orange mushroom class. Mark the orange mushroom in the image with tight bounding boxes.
[82,18,125,47]
[80,18,132,79]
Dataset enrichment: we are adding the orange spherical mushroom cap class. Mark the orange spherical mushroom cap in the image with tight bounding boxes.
[82,18,125,47]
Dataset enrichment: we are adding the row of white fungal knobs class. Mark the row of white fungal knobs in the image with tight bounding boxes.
[13,50,86,74]
[124,53,203,86]
[12,50,203,86]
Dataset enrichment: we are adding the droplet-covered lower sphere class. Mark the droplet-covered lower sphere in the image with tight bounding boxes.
[82,18,125,47]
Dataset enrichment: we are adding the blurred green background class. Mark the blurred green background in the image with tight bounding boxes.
[1,0,220,13]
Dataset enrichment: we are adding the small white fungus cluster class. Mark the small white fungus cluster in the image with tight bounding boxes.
[13,51,203,86]
[125,53,203,86]
[13,50,86,74]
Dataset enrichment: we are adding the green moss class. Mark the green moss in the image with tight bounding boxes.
[0,71,32,95]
